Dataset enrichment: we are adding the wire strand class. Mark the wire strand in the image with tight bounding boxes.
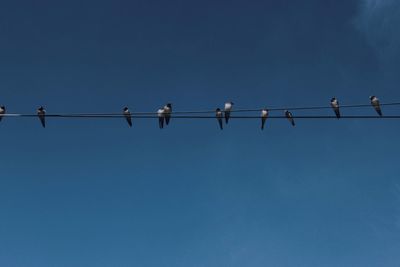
[169,101,400,114]
[1,101,399,117]
[2,115,400,119]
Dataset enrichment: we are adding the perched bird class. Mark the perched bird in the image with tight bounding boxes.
[216,108,223,130]
[224,102,234,124]
[164,103,172,125]
[123,107,132,127]
[37,106,46,128]
[370,96,382,116]
[157,108,165,129]
[285,110,295,126]
[261,108,269,130]
[0,106,5,122]
[330,97,340,119]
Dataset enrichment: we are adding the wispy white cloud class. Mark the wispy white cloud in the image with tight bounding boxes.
[354,0,400,61]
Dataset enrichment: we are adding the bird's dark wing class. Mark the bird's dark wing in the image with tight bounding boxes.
[39,115,46,128]
[126,116,132,127]
[335,108,341,118]
[261,117,266,130]
[375,106,382,116]
[218,118,223,130]
[224,111,230,124]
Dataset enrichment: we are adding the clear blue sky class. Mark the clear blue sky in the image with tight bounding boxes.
[1,0,400,266]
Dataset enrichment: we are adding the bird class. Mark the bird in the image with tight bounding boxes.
[164,103,172,125]
[224,102,234,124]
[157,108,165,129]
[37,106,46,128]
[261,108,269,130]
[285,110,295,126]
[330,97,341,118]
[123,107,132,127]
[0,106,5,122]
[216,108,223,130]
[370,96,382,116]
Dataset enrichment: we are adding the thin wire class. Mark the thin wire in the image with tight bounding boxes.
[2,101,399,117]
[2,115,400,119]
[1,101,399,118]
[172,101,400,114]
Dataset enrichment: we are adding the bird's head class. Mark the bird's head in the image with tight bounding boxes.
[166,103,172,108]
[0,106,5,110]
[331,97,336,102]
[123,107,129,111]
[369,96,375,100]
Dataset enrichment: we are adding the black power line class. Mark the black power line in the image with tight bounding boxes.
[1,101,400,116]
[172,101,400,114]
[1,115,400,119]
[1,101,399,121]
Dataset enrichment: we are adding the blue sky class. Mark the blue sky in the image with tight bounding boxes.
[1,0,400,266]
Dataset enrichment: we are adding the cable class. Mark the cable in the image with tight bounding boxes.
[1,101,399,118]
[2,101,399,117]
[168,101,400,114]
[2,115,400,119]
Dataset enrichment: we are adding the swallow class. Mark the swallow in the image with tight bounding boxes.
[285,110,295,126]
[0,106,5,122]
[157,108,165,129]
[330,97,340,118]
[224,102,234,124]
[370,96,382,116]
[123,107,132,127]
[37,106,46,128]
[216,108,223,130]
[164,103,172,125]
[261,108,269,130]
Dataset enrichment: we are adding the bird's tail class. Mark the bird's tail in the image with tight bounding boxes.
[225,112,230,124]
[218,119,223,130]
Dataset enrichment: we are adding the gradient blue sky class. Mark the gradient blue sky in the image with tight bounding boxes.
[1,1,400,266]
